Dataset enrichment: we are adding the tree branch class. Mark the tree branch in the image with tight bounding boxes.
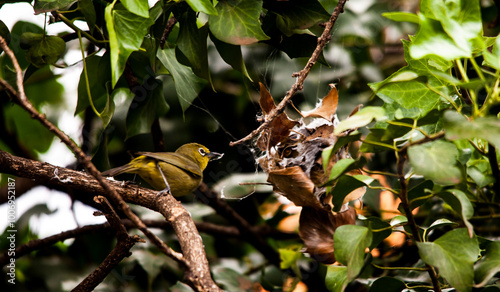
[229,0,348,147]
[0,35,220,291]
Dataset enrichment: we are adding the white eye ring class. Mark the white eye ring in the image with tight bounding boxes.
[199,148,207,156]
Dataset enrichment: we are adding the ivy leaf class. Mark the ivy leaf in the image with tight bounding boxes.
[325,266,348,292]
[157,47,207,113]
[408,140,463,186]
[334,107,387,134]
[34,0,77,14]
[474,242,500,287]
[209,0,270,45]
[120,0,149,18]
[330,174,373,212]
[186,0,217,15]
[176,11,212,83]
[438,189,474,238]
[369,277,406,292]
[279,248,301,276]
[21,33,66,68]
[264,0,330,35]
[483,36,500,71]
[369,40,452,116]
[126,79,169,138]
[417,228,479,292]
[105,3,154,87]
[443,111,500,147]
[210,33,252,81]
[382,12,419,24]
[78,0,97,30]
[76,54,111,115]
[360,217,392,250]
[334,225,372,280]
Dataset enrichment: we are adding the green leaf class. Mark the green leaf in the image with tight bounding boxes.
[176,11,211,82]
[483,37,500,70]
[406,180,434,210]
[408,140,463,186]
[382,12,419,24]
[279,248,301,273]
[212,267,254,292]
[325,265,348,292]
[126,79,169,138]
[120,0,149,18]
[334,107,387,134]
[438,189,474,238]
[475,242,500,287]
[157,47,207,113]
[210,33,252,81]
[186,0,217,15]
[390,215,408,227]
[4,105,54,154]
[76,54,111,115]
[99,86,122,128]
[264,0,330,34]
[209,0,270,45]
[105,3,154,87]
[78,0,97,30]
[423,219,458,241]
[369,277,406,292]
[417,228,479,292]
[334,225,372,280]
[34,0,77,14]
[327,157,367,183]
[0,20,10,54]
[330,174,373,212]
[21,33,66,68]
[443,111,500,148]
[360,217,392,250]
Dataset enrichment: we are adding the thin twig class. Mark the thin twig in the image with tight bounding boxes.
[229,0,348,147]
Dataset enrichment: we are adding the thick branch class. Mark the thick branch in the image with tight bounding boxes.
[0,35,220,291]
[229,0,348,147]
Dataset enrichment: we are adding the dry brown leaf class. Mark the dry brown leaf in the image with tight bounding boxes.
[267,166,323,209]
[299,206,356,264]
[303,86,338,122]
[256,83,298,150]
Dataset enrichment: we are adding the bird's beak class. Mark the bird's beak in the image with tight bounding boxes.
[208,152,224,161]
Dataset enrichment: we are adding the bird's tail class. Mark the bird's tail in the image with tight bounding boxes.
[101,163,136,177]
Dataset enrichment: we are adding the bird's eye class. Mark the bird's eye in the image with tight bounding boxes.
[199,148,207,156]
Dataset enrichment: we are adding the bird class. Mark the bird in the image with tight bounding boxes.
[102,143,223,196]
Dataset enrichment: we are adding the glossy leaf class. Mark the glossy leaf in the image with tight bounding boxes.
[177,12,211,82]
[443,111,500,148]
[210,33,252,80]
[325,266,348,292]
[157,47,207,113]
[370,40,452,116]
[105,3,154,87]
[21,33,66,68]
[34,0,77,14]
[186,0,217,15]
[334,107,387,134]
[474,242,500,287]
[78,0,97,30]
[330,174,372,212]
[438,189,474,238]
[382,12,419,24]
[334,225,372,280]
[327,157,367,183]
[120,0,149,18]
[417,228,479,292]
[361,217,392,250]
[76,55,111,115]
[408,140,462,186]
[483,36,500,70]
[126,79,169,138]
[406,180,434,210]
[264,0,330,35]
[369,277,406,292]
[209,0,270,45]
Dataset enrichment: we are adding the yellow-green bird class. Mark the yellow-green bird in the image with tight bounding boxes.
[102,143,223,196]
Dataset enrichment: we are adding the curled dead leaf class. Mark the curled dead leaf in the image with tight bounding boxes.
[303,86,338,122]
[299,206,356,264]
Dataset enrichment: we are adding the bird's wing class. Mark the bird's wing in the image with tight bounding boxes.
[136,152,203,177]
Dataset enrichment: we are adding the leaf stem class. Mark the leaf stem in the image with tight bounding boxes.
[372,263,428,271]
[56,12,107,46]
[78,31,100,118]
[456,59,479,116]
